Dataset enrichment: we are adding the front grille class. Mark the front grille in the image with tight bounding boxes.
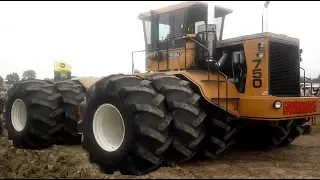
[269,40,300,97]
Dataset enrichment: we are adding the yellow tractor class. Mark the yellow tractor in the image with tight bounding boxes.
[4,1,320,175]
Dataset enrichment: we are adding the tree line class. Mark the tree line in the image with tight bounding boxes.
[0,70,37,86]
[300,74,320,83]
[0,69,81,87]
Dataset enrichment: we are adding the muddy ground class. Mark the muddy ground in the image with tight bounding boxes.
[1,127,320,179]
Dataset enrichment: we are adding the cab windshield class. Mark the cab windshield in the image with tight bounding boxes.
[142,5,230,48]
[193,17,223,41]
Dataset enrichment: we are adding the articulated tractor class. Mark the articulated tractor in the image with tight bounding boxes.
[4,1,320,175]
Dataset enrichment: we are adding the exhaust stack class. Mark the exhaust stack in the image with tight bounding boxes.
[207,2,216,25]
[207,2,216,63]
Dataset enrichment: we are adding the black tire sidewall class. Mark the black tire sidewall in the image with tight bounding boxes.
[5,90,33,142]
[82,94,134,166]
[303,125,311,134]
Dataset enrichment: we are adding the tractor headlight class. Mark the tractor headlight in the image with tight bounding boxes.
[273,100,282,109]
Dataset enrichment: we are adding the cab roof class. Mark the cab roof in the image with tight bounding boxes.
[137,1,233,20]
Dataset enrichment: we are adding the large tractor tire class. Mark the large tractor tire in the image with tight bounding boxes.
[280,119,306,146]
[79,84,95,123]
[145,74,206,162]
[1,87,12,137]
[202,117,237,159]
[54,80,86,145]
[303,124,312,135]
[5,80,64,149]
[235,120,292,150]
[78,84,95,143]
[79,74,174,175]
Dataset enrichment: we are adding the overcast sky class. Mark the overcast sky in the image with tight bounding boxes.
[0,1,319,79]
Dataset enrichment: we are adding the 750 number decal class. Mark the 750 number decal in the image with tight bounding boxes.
[252,59,262,88]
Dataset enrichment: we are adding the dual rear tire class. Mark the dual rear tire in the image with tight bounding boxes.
[145,74,206,162]
[5,79,86,149]
[236,119,306,150]
[54,80,86,145]
[79,74,173,175]
[5,80,65,149]
[79,74,236,175]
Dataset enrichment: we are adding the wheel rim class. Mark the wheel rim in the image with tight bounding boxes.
[11,99,27,132]
[92,103,125,152]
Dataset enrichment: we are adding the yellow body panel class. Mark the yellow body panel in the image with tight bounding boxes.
[238,97,320,120]
[137,71,320,119]
[243,38,269,96]
[148,42,195,71]
[146,37,272,97]
[137,33,320,120]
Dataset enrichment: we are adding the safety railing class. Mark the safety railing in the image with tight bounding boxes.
[300,67,313,96]
[131,34,230,118]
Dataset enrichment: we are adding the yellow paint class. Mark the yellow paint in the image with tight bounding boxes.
[136,35,320,120]
[54,60,72,72]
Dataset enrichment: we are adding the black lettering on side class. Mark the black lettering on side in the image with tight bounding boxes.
[252,59,262,88]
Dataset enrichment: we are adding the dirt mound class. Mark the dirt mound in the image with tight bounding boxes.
[0,138,104,178]
[1,127,320,178]
[0,137,169,179]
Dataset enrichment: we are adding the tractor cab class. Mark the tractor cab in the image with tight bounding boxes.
[136,1,234,73]
[138,1,233,51]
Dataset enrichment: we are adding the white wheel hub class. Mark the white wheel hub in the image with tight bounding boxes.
[11,99,27,132]
[92,103,125,152]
